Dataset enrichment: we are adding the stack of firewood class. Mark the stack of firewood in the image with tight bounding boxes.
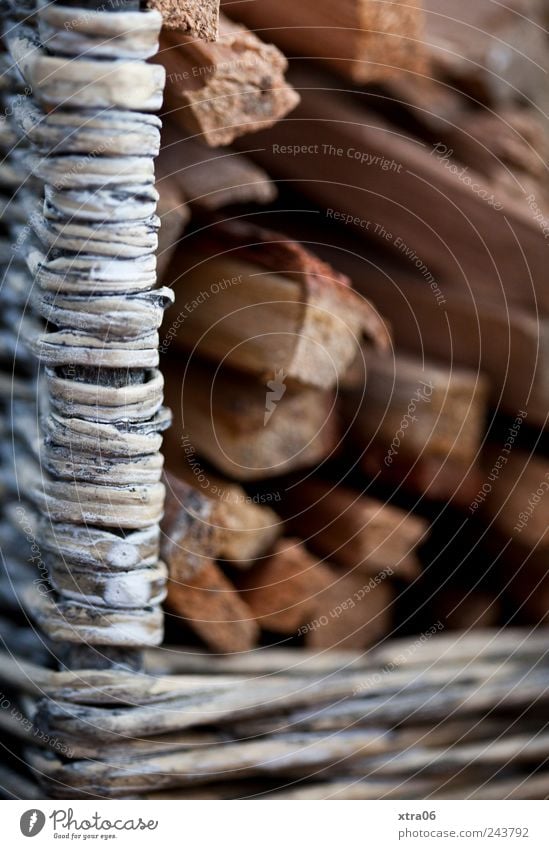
[152,0,549,654]
[1,0,549,801]
[148,1,424,654]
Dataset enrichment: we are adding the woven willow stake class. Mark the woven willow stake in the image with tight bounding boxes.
[0,44,42,614]
[7,2,172,670]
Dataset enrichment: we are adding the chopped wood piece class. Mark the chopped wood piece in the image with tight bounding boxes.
[247,69,549,317]
[423,0,547,106]
[162,468,282,569]
[281,479,427,579]
[380,77,549,212]
[435,591,500,631]
[370,453,484,511]
[157,125,277,210]
[346,353,487,463]
[163,220,389,388]
[221,0,426,84]
[237,539,333,634]
[304,570,393,650]
[441,107,549,202]
[162,358,338,481]
[246,73,549,424]
[158,14,300,146]
[165,564,259,652]
[343,352,488,503]
[483,450,548,549]
[481,449,549,624]
[379,74,467,137]
[347,260,549,426]
[147,0,219,39]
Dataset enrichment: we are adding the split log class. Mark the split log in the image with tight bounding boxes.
[435,107,549,207]
[343,352,488,503]
[157,124,277,211]
[163,220,389,388]
[377,75,549,213]
[158,14,299,146]
[162,468,282,570]
[246,68,549,322]
[481,449,549,623]
[304,225,548,425]
[162,357,338,481]
[377,74,467,138]
[236,539,334,634]
[481,449,549,550]
[423,0,548,106]
[166,565,259,652]
[161,469,261,650]
[221,0,426,84]
[357,271,548,427]
[281,479,427,579]
[301,570,393,650]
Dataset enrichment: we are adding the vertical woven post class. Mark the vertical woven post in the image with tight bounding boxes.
[0,34,42,617]
[4,0,171,680]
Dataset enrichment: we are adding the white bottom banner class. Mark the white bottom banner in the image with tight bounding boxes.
[3,800,548,848]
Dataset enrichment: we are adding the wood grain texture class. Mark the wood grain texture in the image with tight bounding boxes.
[237,538,334,633]
[163,358,338,481]
[247,69,549,321]
[166,563,260,652]
[157,122,277,211]
[162,468,281,569]
[281,478,427,578]
[164,220,389,388]
[221,0,426,83]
